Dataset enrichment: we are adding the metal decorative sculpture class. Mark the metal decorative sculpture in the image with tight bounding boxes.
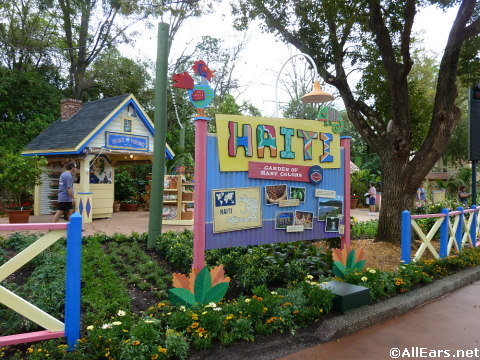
[172,60,215,117]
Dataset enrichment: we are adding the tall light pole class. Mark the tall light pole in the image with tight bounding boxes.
[275,53,333,117]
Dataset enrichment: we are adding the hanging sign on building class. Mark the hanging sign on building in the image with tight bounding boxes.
[105,132,149,151]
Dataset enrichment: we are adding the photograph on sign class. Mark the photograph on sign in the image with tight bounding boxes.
[294,211,313,229]
[275,211,294,229]
[317,199,343,221]
[212,187,262,233]
[325,217,340,232]
[290,186,306,203]
[265,184,287,205]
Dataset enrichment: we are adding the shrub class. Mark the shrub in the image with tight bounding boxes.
[351,219,378,239]
[157,230,332,292]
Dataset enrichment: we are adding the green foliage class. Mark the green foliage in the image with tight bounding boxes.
[342,120,382,177]
[157,230,332,292]
[165,151,193,175]
[114,165,149,202]
[85,47,153,102]
[146,278,334,350]
[350,169,371,197]
[0,67,63,153]
[104,240,169,299]
[6,229,480,358]
[342,248,480,302]
[165,329,190,360]
[81,235,132,325]
[411,199,460,215]
[351,220,378,239]
[157,229,194,273]
[0,154,47,205]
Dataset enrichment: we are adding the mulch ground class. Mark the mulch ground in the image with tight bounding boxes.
[351,239,402,271]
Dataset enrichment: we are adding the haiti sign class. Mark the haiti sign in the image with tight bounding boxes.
[202,114,348,250]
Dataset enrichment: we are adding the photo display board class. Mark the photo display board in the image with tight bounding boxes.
[205,114,345,250]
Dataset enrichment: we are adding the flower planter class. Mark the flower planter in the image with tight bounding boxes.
[120,203,138,211]
[350,197,358,209]
[7,209,31,223]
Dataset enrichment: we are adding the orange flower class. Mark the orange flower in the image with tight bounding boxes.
[191,322,199,329]
[266,317,277,324]
[132,340,140,346]
[196,327,207,337]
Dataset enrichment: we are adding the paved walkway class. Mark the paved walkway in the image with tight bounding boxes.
[281,281,480,360]
[0,210,191,237]
[0,208,375,237]
[351,207,379,222]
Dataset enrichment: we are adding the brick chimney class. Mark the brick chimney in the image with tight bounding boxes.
[60,98,82,121]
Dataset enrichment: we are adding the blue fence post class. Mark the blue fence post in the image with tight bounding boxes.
[456,206,463,252]
[439,208,449,258]
[65,212,82,350]
[401,210,412,264]
[471,205,477,248]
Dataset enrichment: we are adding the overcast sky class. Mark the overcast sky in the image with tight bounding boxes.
[124,3,459,117]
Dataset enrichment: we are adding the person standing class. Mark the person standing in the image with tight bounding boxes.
[458,185,471,207]
[416,182,427,204]
[368,182,377,215]
[52,162,77,222]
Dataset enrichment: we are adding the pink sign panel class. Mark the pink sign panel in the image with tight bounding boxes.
[248,161,310,182]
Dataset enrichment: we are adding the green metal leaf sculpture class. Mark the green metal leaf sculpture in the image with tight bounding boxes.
[169,265,230,307]
[332,246,366,279]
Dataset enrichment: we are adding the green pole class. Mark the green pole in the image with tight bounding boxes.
[148,22,169,249]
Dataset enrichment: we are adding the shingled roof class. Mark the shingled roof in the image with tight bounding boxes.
[24,94,131,153]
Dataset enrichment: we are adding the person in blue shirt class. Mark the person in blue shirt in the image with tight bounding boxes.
[52,162,77,222]
[458,185,471,207]
[416,182,427,204]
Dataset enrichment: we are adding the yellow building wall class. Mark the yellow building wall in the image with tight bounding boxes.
[73,183,113,219]
[91,184,114,219]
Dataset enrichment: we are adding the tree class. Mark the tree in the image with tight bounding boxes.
[0,0,60,71]
[85,47,153,102]
[0,67,63,153]
[55,0,214,99]
[233,0,480,244]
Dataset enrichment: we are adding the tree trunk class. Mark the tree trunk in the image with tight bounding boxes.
[375,153,428,245]
[376,179,413,245]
